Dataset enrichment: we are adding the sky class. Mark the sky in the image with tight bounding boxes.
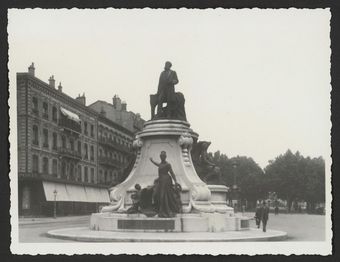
[8,8,331,168]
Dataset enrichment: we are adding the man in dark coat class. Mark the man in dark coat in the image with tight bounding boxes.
[254,203,262,228]
[261,201,270,232]
[157,61,179,117]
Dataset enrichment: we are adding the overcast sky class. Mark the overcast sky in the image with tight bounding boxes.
[8,8,331,168]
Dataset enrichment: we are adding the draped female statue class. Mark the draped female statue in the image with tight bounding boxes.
[150,151,182,217]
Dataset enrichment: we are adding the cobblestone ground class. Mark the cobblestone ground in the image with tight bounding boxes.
[18,213,326,242]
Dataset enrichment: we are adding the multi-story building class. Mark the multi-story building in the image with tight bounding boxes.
[17,63,144,217]
[89,95,144,133]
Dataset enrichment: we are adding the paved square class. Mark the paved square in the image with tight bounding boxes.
[18,213,325,242]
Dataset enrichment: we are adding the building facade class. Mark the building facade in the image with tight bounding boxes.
[89,96,144,133]
[17,63,143,217]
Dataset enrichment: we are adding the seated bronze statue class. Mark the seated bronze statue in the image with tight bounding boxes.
[150,61,187,121]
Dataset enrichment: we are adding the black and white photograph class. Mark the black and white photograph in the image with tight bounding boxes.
[8,8,331,255]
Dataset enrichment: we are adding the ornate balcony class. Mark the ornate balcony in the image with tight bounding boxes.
[98,136,132,154]
[59,118,81,135]
[57,147,82,161]
[32,108,39,116]
[98,156,123,168]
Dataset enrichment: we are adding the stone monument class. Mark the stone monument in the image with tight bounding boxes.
[90,62,248,233]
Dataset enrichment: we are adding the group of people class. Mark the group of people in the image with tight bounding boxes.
[254,201,270,232]
[127,151,182,218]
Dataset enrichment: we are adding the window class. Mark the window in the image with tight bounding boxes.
[42,102,48,119]
[99,169,103,183]
[61,161,66,179]
[32,125,39,145]
[32,155,39,173]
[70,139,74,151]
[61,135,66,148]
[90,145,94,161]
[84,166,88,182]
[32,97,38,115]
[43,129,48,148]
[99,148,102,157]
[52,132,57,150]
[42,157,49,174]
[52,106,57,122]
[78,141,81,154]
[84,121,88,135]
[77,165,82,181]
[91,168,95,183]
[90,124,94,137]
[84,144,88,159]
[52,159,58,177]
[104,170,108,183]
[70,163,74,180]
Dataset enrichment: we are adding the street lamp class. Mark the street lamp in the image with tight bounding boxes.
[231,161,239,211]
[53,189,58,219]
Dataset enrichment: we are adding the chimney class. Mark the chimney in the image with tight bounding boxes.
[121,101,127,111]
[58,82,62,92]
[112,95,122,110]
[100,107,106,117]
[75,93,86,105]
[28,63,35,76]
[49,75,55,88]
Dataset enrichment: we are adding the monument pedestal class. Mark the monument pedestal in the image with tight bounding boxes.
[90,212,249,233]
[92,119,251,233]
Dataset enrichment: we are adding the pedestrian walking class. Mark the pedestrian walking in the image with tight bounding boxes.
[274,205,279,215]
[261,201,270,232]
[254,203,262,229]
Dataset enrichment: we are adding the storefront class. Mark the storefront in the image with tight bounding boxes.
[19,179,110,217]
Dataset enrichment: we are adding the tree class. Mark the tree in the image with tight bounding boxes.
[229,156,266,208]
[208,152,266,208]
[264,150,325,212]
[264,150,305,211]
[301,156,325,212]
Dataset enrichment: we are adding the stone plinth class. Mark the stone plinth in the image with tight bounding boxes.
[208,185,234,215]
[95,119,243,233]
[102,119,226,214]
[90,212,246,232]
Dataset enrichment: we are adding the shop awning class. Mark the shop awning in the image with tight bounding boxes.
[43,181,69,201]
[60,107,81,123]
[85,186,110,203]
[66,184,87,202]
[43,181,110,203]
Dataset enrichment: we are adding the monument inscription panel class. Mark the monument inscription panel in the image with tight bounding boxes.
[117,219,175,230]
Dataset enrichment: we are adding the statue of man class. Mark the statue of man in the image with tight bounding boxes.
[157,61,179,116]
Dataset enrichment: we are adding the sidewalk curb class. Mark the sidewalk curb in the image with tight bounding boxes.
[19,216,90,226]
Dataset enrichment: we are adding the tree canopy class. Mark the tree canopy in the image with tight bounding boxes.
[264,150,325,211]
[208,149,325,212]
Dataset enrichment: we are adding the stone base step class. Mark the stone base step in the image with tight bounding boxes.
[90,212,251,232]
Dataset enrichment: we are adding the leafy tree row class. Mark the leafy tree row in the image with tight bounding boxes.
[209,149,325,212]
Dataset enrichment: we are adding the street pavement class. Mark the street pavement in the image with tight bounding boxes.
[18,212,325,242]
[19,215,90,242]
[243,212,325,241]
